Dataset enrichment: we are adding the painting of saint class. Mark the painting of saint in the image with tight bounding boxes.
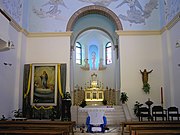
[31,64,57,106]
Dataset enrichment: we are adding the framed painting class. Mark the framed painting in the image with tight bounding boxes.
[31,63,58,106]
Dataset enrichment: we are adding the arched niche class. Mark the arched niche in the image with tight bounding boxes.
[67,5,122,101]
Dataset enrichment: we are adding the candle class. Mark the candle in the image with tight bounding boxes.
[161,87,163,104]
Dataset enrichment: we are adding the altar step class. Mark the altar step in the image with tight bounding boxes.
[71,105,126,126]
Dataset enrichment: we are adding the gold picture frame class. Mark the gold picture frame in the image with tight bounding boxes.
[31,63,58,106]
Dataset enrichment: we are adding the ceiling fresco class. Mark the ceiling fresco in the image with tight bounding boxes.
[1,0,23,25]
[0,0,179,32]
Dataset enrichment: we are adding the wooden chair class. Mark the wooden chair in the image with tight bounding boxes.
[168,106,180,121]
[152,106,167,121]
[138,107,152,121]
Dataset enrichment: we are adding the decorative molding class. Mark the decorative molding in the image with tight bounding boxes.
[116,30,161,36]
[27,31,73,37]
[165,12,180,30]
[66,5,123,31]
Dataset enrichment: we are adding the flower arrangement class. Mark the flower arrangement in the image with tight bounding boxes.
[142,83,150,94]
[120,92,128,104]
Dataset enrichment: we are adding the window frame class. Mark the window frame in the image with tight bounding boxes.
[105,42,112,65]
[75,42,82,65]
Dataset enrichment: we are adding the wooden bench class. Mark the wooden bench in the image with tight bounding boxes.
[0,120,76,135]
[121,121,180,135]
[134,129,180,135]
[0,129,64,135]
[129,124,180,135]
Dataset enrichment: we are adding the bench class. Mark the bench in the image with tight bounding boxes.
[134,129,180,135]
[0,129,64,135]
[0,120,76,135]
[121,121,180,135]
[129,124,180,135]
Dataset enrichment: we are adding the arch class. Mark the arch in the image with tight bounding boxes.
[73,27,115,47]
[66,5,123,31]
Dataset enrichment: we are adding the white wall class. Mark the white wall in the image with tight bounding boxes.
[161,21,180,109]
[0,24,22,118]
[119,34,163,118]
[26,36,71,92]
[169,21,180,108]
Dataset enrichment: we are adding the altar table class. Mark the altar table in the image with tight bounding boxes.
[79,106,114,125]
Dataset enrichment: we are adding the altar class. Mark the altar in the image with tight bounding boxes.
[79,106,114,125]
[85,88,104,102]
[84,73,104,103]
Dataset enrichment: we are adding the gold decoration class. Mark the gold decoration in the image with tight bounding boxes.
[32,105,53,110]
[58,64,64,98]
[24,64,32,98]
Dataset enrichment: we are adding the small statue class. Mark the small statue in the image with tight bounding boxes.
[99,58,106,70]
[81,58,90,70]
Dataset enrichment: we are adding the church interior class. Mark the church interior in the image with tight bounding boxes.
[0,0,180,134]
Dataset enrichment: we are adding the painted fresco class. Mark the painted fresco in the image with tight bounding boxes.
[1,0,23,25]
[0,0,179,32]
[164,0,180,23]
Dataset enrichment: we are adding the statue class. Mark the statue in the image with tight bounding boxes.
[140,69,153,94]
[140,69,153,85]
[91,51,96,69]
[99,58,106,70]
[81,58,90,70]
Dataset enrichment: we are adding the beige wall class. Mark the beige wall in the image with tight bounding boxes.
[119,34,163,118]
[26,35,71,93]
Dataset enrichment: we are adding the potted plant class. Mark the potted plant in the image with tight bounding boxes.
[102,99,107,105]
[133,101,143,117]
[142,83,150,94]
[12,109,23,118]
[120,92,128,104]
[79,100,87,108]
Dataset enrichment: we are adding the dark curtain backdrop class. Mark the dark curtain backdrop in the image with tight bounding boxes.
[22,63,67,120]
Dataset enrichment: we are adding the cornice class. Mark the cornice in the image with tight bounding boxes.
[26,31,73,37]
[116,30,161,36]
[160,12,180,34]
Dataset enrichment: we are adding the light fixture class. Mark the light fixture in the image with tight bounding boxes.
[4,62,12,66]
[8,41,15,49]
[176,40,180,48]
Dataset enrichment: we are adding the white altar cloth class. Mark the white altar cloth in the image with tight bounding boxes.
[79,106,114,125]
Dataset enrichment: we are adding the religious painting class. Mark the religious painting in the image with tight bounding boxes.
[31,63,58,106]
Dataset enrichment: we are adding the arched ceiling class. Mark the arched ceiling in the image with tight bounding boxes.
[76,29,111,47]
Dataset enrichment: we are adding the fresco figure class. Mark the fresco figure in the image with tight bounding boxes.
[91,52,96,69]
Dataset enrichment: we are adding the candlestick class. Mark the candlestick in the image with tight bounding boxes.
[161,87,163,105]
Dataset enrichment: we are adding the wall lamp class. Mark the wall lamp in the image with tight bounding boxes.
[4,62,12,66]
[176,40,180,48]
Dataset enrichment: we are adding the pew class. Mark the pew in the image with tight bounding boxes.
[121,121,180,135]
[0,129,65,135]
[134,130,180,135]
[0,120,76,135]
[130,124,180,135]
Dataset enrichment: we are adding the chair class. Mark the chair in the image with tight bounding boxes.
[167,106,180,121]
[138,106,152,121]
[152,105,167,121]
